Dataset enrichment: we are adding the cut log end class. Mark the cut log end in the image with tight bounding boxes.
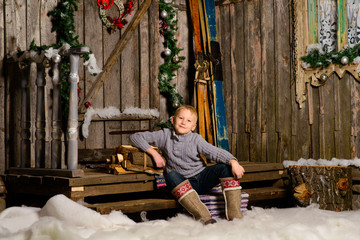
[288,165,352,211]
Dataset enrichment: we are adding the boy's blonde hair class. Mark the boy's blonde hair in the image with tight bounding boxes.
[174,105,198,122]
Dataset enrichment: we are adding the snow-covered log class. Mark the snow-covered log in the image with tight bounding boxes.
[288,165,352,211]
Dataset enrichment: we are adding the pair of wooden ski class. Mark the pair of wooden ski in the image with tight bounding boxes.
[189,0,229,150]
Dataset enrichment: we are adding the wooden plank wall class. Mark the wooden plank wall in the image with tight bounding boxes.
[1,0,360,173]
[217,0,357,163]
[217,0,292,162]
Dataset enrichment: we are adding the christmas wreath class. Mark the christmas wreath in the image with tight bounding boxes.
[98,0,134,32]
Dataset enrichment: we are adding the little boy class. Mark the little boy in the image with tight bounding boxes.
[130,105,245,224]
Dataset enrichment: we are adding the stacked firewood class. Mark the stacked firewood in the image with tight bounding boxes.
[106,145,164,175]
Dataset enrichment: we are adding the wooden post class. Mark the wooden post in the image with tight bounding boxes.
[51,54,62,169]
[65,47,90,170]
[288,165,352,211]
[67,54,79,170]
[35,62,46,168]
[20,64,31,168]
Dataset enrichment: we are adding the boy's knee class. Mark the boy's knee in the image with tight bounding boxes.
[165,171,186,190]
[216,164,233,178]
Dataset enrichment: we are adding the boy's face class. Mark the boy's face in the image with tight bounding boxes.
[171,109,197,135]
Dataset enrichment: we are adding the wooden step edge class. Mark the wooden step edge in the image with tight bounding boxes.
[244,186,290,201]
[241,171,288,183]
[85,198,179,214]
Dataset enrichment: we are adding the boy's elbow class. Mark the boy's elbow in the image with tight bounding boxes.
[129,133,137,144]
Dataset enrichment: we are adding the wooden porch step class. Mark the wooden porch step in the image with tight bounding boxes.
[86,198,179,214]
[85,186,289,215]
[245,186,289,201]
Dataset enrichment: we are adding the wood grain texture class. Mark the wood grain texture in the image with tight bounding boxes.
[148,0,160,126]
[260,0,276,162]
[79,0,154,112]
[84,1,104,149]
[244,0,261,162]
[75,0,86,153]
[0,0,5,173]
[274,0,291,162]
[103,6,122,149]
[139,0,151,136]
[120,0,140,146]
[288,165,352,211]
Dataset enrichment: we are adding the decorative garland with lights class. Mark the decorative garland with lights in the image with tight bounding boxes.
[158,0,185,120]
[301,43,360,69]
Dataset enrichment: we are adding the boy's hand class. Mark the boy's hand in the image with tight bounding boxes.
[146,147,166,168]
[230,159,245,179]
[152,154,166,168]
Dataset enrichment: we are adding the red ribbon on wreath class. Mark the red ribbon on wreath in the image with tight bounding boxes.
[97,0,114,9]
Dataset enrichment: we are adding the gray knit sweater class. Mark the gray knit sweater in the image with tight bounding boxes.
[130,128,236,178]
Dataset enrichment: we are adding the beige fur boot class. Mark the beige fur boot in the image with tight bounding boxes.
[171,179,216,225]
[220,177,243,220]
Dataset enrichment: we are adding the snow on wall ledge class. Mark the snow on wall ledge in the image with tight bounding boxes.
[283,158,360,168]
[82,107,160,138]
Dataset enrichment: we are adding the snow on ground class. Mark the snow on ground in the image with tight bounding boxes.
[1,194,360,240]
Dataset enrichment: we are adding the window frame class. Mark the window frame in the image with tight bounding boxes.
[294,0,360,109]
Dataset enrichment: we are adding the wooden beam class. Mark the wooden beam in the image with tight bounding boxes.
[86,199,179,214]
[79,0,154,112]
[241,171,285,183]
[245,187,289,201]
[43,173,155,187]
[71,181,155,198]
[7,167,84,177]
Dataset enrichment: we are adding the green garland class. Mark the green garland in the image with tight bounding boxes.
[47,0,92,118]
[158,1,185,113]
[301,43,360,68]
[22,0,184,129]
[25,0,91,122]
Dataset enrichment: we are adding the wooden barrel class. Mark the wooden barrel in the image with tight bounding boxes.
[288,165,352,211]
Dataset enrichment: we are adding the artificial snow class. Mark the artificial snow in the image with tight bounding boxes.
[283,157,360,168]
[81,106,160,138]
[1,194,360,240]
[83,53,102,75]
